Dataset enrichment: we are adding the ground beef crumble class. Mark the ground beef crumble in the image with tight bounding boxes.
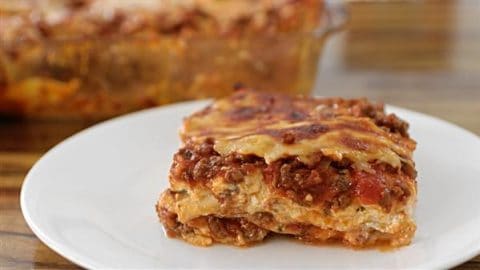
[170,139,415,212]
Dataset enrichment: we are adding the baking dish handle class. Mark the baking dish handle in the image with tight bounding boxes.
[315,0,349,38]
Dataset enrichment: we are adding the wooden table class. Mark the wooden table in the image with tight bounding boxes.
[1,1,479,269]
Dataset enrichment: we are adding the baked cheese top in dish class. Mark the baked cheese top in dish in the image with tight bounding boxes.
[0,0,321,43]
[157,89,417,248]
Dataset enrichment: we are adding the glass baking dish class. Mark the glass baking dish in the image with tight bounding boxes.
[0,0,345,119]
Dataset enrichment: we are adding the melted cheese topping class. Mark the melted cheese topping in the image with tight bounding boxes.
[213,119,408,167]
[182,90,416,168]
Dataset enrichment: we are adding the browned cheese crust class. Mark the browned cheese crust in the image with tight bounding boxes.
[157,89,417,248]
[0,0,322,42]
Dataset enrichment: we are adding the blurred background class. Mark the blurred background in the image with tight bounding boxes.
[1,0,479,269]
[315,0,479,133]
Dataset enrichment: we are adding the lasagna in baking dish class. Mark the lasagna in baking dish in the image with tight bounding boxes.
[156,89,417,248]
[0,0,324,118]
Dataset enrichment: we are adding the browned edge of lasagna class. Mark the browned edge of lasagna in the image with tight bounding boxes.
[0,0,322,46]
[156,88,417,248]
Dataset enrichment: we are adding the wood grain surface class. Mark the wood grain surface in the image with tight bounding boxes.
[1,1,479,269]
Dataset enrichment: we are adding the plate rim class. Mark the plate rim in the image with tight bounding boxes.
[20,100,480,269]
[20,100,209,269]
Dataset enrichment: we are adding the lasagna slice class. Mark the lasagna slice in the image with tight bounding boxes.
[156,89,417,248]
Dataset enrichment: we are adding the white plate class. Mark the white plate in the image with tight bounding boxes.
[21,100,480,270]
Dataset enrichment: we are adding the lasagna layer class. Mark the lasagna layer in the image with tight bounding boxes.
[156,89,417,248]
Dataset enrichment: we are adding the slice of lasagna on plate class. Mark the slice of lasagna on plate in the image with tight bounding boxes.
[156,89,417,248]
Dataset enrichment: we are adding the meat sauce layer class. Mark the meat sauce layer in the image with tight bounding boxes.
[158,205,267,245]
[170,140,416,212]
